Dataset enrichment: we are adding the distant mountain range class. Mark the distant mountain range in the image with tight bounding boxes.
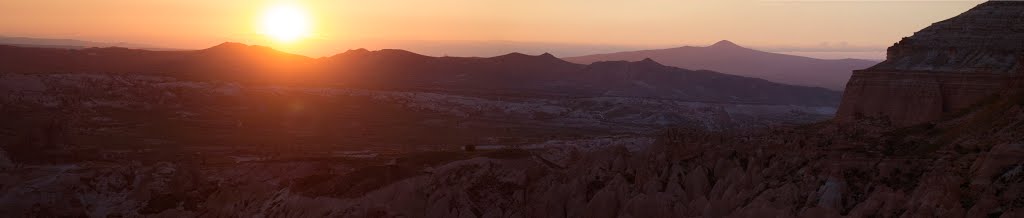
[0,36,169,50]
[317,39,656,58]
[0,42,841,106]
[563,40,879,90]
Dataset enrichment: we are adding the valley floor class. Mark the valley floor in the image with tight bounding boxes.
[2,73,1021,217]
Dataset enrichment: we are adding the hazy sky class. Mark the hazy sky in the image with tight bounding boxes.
[0,0,984,58]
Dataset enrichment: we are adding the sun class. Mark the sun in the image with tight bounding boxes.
[260,4,311,43]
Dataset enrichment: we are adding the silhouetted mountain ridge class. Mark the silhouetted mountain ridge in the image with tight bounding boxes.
[564,40,878,90]
[319,46,837,106]
[0,36,170,50]
[0,43,840,106]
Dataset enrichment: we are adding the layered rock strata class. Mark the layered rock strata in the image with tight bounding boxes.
[837,2,1024,125]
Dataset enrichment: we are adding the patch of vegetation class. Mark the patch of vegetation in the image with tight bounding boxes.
[585,178,606,201]
[480,149,532,159]
[395,151,471,167]
[293,164,424,198]
[841,168,872,215]
[139,193,183,214]
[880,165,925,193]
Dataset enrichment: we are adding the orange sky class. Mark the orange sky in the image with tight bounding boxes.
[0,0,983,58]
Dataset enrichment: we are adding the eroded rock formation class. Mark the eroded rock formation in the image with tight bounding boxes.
[837,1,1024,126]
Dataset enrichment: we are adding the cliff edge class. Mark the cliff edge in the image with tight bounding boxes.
[837,1,1024,126]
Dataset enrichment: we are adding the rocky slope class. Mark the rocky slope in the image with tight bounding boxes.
[309,100,1024,217]
[837,1,1024,126]
[2,89,1021,217]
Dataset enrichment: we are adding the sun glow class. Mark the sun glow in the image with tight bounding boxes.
[260,4,311,43]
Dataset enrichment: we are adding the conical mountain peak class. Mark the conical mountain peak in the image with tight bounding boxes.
[709,40,742,49]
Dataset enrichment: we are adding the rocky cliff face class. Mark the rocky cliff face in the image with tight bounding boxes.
[838,71,1018,125]
[837,2,1024,126]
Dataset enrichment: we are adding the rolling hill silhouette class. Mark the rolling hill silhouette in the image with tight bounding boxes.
[0,42,840,106]
[563,40,878,90]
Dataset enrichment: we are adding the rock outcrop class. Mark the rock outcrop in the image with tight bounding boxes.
[837,1,1024,126]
